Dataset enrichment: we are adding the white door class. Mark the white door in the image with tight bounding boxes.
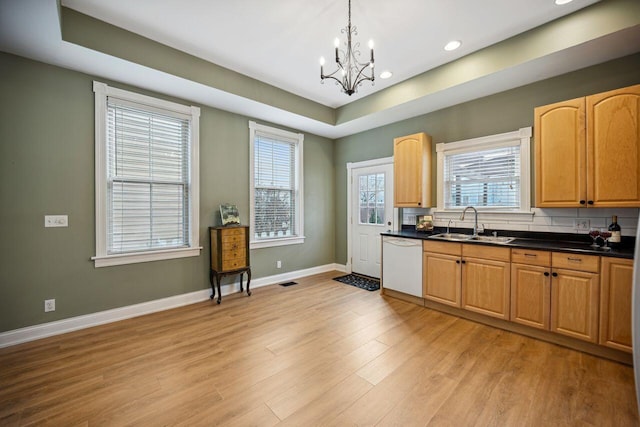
[351,163,394,278]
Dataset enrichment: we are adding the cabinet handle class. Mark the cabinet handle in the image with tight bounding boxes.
[579,200,586,205]
[552,272,558,277]
[544,272,550,277]
[587,200,594,205]
[456,260,460,264]
[567,257,582,263]
[461,260,466,264]
[417,202,421,206]
[524,253,537,258]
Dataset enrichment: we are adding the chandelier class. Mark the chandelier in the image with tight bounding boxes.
[319,0,375,96]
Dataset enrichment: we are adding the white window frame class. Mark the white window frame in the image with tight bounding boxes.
[249,121,305,249]
[435,127,533,220]
[92,81,201,267]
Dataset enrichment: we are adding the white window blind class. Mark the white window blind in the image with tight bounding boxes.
[253,132,296,239]
[249,121,304,248]
[107,99,191,253]
[443,145,520,209]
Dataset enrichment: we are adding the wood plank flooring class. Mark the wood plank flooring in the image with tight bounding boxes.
[1,271,638,426]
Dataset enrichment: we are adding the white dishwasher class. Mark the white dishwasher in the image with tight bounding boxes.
[382,236,423,297]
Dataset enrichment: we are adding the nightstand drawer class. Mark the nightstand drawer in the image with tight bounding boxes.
[223,258,247,270]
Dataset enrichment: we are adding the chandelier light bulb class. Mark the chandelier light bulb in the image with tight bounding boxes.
[319,57,325,66]
[368,40,374,49]
[334,38,340,48]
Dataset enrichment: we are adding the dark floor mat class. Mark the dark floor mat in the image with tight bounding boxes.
[333,274,380,291]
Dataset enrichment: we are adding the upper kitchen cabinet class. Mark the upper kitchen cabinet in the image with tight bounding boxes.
[587,85,640,207]
[535,84,640,208]
[394,132,432,207]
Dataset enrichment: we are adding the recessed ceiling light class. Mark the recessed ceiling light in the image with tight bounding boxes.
[380,71,393,79]
[555,0,573,5]
[444,40,462,51]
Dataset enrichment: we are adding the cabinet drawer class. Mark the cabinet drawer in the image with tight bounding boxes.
[222,258,248,270]
[222,248,246,261]
[423,240,461,256]
[222,234,245,245]
[552,252,599,273]
[221,227,246,237]
[222,241,244,251]
[511,249,551,267]
[462,244,510,262]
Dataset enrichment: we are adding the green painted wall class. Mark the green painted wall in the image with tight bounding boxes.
[2,48,640,334]
[334,53,640,264]
[0,53,335,332]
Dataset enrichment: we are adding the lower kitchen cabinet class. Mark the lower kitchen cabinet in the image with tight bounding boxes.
[600,257,633,352]
[511,263,551,330]
[461,245,510,320]
[510,249,552,330]
[550,252,600,343]
[423,249,462,307]
[416,235,633,359]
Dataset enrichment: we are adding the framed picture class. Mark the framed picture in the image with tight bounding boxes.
[415,214,433,232]
[220,204,240,226]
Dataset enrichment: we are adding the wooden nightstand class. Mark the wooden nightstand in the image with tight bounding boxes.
[209,226,251,304]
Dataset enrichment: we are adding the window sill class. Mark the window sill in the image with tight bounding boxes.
[92,247,202,267]
[250,236,305,249]
[433,210,535,222]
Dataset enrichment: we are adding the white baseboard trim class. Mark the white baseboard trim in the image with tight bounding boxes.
[0,263,346,348]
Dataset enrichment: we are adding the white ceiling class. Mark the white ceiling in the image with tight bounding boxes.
[0,0,638,139]
[59,0,601,108]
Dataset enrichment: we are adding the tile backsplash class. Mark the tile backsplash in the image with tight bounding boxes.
[402,207,639,237]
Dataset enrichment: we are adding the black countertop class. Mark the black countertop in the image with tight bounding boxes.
[381,227,635,259]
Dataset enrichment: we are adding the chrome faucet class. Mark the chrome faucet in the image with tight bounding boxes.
[460,206,479,236]
[447,219,453,234]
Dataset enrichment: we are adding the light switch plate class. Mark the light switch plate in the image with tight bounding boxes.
[45,215,68,227]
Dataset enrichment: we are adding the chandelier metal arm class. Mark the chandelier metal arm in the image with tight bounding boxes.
[319,0,375,96]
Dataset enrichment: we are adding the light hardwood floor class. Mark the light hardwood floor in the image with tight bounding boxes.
[1,271,638,426]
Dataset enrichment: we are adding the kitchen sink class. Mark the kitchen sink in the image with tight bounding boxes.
[430,233,515,244]
[468,235,515,244]
[430,233,474,241]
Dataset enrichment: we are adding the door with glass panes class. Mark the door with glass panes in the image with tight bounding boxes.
[351,163,394,278]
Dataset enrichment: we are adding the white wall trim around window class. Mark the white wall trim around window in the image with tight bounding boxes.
[92,81,201,267]
[435,127,532,218]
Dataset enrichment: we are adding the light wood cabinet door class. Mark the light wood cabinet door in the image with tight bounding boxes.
[461,257,510,320]
[393,132,432,207]
[587,84,640,207]
[511,263,551,330]
[534,97,586,207]
[423,252,461,307]
[600,257,633,352]
[550,268,599,343]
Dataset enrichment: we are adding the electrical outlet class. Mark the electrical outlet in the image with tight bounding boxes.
[45,215,68,227]
[276,260,282,269]
[573,219,590,231]
[44,299,55,312]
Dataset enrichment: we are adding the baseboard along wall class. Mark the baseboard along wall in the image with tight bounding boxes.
[0,263,346,348]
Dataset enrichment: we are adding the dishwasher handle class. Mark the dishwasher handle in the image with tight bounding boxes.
[384,238,421,247]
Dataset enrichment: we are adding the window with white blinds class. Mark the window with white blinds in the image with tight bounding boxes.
[443,145,520,209]
[93,82,201,267]
[436,128,532,213]
[249,121,304,249]
[107,100,190,253]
